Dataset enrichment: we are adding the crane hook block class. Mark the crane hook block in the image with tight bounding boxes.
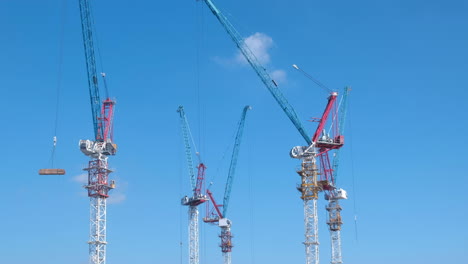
[38,169,66,175]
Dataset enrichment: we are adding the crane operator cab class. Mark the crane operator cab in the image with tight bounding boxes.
[325,188,348,200]
[219,218,232,228]
[80,139,117,157]
[316,129,344,149]
[181,196,190,205]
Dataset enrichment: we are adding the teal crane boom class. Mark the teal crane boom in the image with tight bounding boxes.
[200,0,311,145]
[203,106,251,264]
[177,106,197,191]
[331,87,350,182]
[222,105,251,217]
[325,86,350,264]
[79,0,102,141]
[77,1,117,264]
[178,106,208,264]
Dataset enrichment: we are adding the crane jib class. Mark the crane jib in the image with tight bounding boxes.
[222,106,250,217]
[178,106,197,191]
[202,0,311,145]
[79,0,105,141]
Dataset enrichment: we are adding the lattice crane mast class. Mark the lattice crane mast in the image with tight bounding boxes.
[203,106,251,264]
[324,87,350,264]
[293,66,351,264]
[77,1,117,264]
[178,106,208,264]
[196,0,326,263]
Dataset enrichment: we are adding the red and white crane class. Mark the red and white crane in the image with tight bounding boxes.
[195,1,351,263]
[324,88,350,264]
[292,65,350,264]
[203,106,251,264]
[178,106,208,264]
[77,0,117,264]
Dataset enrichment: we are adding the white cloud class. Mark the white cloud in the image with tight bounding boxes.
[236,32,274,65]
[109,178,128,205]
[212,32,288,83]
[108,192,126,204]
[271,69,287,84]
[72,173,88,184]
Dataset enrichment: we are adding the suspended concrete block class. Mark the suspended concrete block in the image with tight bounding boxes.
[38,169,66,175]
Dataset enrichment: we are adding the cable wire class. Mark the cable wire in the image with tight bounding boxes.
[348,98,359,243]
[88,0,110,99]
[292,64,332,93]
[49,0,68,168]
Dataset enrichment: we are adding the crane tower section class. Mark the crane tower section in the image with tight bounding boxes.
[196,0,324,263]
[203,106,251,264]
[289,88,347,264]
[292,148,320,264]
[178,106,208,264]
[324,87,350,264]
[78,1,117,264]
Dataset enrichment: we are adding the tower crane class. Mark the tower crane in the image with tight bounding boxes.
[324,87,350,264]
[296,88,346,264]
[203,106,251,264]
[178,106,208,264]
[196,1,350,263]
[77,1,117,264]
[197,0,320,263]
[293,67,351,264]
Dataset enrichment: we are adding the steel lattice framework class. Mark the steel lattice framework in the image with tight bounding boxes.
[83,154,114,264]
[220,226,233,264]
[298,153,320,264]
[178,106,208,264]
[326,199,343,264]
[89,196,107,264]
[323,87,350,264]
[78,0,117,263]
[196,1,352,263]
[202,106,250,264]
[188,206,200,264]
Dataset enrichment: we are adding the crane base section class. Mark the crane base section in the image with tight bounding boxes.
[38,169,66,175]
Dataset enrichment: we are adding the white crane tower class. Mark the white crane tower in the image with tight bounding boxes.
[178,106,208,264]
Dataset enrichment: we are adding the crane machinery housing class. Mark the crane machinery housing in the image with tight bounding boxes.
[77,1,117,264]
[203,105,251,264]
[195,1,351,263]
[178,106,208,264]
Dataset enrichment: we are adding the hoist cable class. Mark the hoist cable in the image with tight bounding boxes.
[49,0,68,168]
[348,98,359,243]
[88,0,109,99]
[195,2,206,159]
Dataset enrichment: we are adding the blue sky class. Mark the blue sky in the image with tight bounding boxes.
[1,0,467,263]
